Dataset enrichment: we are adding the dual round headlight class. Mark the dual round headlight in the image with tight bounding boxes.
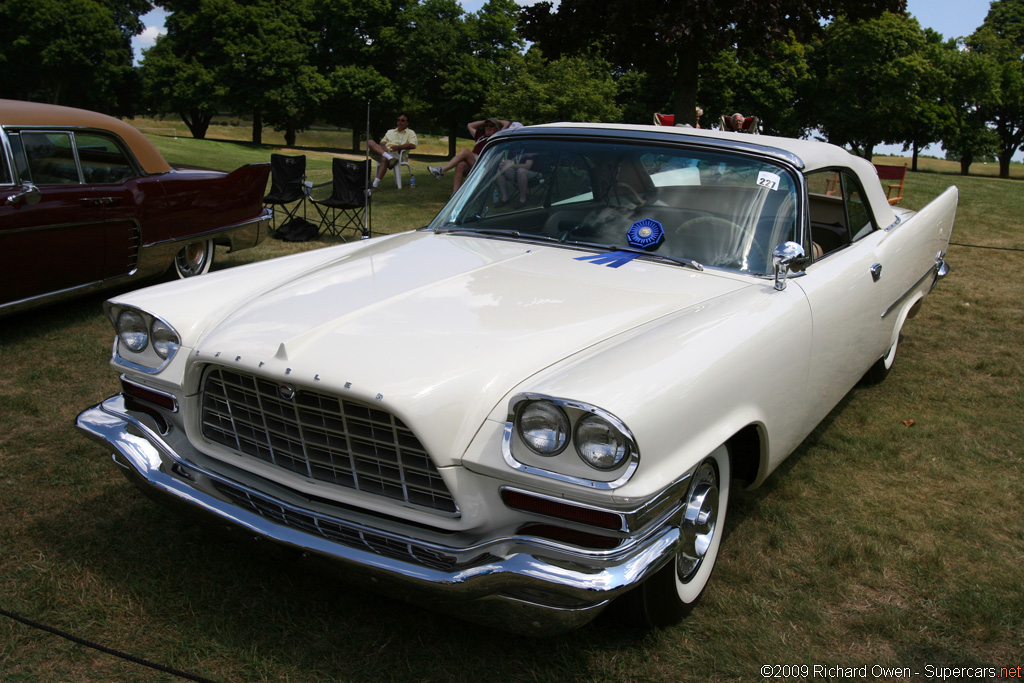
[516,399,631,471]
[115,308,180,361]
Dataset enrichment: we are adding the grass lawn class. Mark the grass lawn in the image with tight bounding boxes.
[0,126,1021,682]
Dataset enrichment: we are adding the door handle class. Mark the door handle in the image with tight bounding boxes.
[80,197,122,207]
[870,263,883,282]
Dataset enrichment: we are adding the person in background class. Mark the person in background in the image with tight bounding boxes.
[726,112,746,132]
[367,113,417,192]
[428,117,510,193]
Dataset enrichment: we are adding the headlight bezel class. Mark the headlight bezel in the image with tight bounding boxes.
[505,393,639,489]
[105,302,181,373]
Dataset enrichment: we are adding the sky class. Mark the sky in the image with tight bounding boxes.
[129,0,1005,158]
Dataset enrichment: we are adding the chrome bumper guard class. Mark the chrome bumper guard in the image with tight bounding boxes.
[76,395,682,635]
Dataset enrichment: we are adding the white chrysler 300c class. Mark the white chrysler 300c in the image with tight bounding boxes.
[77,123,956,634]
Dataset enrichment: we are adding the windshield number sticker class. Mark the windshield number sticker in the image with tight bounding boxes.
[757,171,781,191]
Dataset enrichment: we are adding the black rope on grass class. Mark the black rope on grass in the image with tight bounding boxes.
[949,241,1024,252]
[0,605,220,683]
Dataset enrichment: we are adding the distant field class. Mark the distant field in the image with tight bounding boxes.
[129,115,467,159]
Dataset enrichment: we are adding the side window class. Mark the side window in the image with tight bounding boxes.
[75,133,136,183]
[806,169,876,258]
[0,139,10,185]
[21,132,79,184]
[843,176,874,242]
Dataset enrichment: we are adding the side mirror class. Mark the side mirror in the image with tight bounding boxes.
[7,181,41,206]
[772,241,806,291]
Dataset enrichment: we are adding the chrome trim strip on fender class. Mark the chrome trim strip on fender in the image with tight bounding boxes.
[881,260,942,319]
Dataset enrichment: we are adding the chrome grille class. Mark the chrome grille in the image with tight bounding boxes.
[200,367,457,514]
[210,480,487,571]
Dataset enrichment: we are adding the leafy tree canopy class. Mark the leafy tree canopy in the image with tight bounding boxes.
[808,11,928,159]
[0,0,151,112]
[519,0,905,127]
[483,49,622,124]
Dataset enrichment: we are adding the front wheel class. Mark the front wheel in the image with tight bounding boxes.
[629,445,730,627]
[173,239,215,278]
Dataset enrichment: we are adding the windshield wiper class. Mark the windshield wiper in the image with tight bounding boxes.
[434,227,565,245]
[573,241,704,272]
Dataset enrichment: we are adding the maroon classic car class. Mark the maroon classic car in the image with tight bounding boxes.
[0,99,271,316]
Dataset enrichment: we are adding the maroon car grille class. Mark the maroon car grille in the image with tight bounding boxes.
[200,367,457,514]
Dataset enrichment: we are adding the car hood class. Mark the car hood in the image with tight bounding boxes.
[190,231,752,466]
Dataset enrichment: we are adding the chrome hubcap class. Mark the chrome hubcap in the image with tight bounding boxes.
[677,461,719,581]
[176,241,208,276]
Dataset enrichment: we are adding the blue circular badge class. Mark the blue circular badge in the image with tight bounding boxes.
[627,218,664,250]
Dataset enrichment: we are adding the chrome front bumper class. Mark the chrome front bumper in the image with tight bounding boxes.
[75,395,682,635]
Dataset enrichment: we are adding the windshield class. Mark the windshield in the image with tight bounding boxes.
[428,137,799,274]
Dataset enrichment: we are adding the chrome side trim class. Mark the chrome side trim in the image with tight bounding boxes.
[143,207,272,249]
[881,261,940,319]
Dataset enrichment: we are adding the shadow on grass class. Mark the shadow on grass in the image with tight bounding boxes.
[25,474,659,680]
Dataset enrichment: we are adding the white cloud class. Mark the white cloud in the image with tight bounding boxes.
[138,25,166,50]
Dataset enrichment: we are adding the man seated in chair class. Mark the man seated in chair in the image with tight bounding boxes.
[367,113,417,192]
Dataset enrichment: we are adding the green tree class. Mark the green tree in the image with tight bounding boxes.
[138,35,223,139]
[312,0,408,151]
[0,0,150,113]
[894,28,946,171]
[483,49,621,124]
[700,35,813,138]
[970,0,1024,178]
[402,0,524,156]
[519,0,903,129]
[808,12,927,160]
[933,37,1001,175]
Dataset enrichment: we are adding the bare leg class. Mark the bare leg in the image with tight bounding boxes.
[367,140,391,183]
[452,160,473,193]
[516,168,529,202]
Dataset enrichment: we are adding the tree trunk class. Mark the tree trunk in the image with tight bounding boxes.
[252,110,263,146]
[351,128,361,153]
[998,149,1012,179]
[960,154,972,176]
[672,41,700,127]
[182,110,211,140]
[448,121,458,158]
[911,142,920,172]
[285,126,296,147]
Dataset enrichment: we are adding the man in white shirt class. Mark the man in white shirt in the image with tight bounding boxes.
[368,113,418,190]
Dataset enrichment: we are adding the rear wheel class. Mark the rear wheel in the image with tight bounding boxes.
[629,445,730,627]
[173,239,215,278]
[863,318,904,385]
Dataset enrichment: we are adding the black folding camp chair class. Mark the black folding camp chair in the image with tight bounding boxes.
[263,154,308,229]
[310,158,371,240]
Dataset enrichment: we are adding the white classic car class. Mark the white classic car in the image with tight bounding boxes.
[77,123,956,634]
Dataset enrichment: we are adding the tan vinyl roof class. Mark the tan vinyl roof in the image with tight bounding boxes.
[0,99,171,174]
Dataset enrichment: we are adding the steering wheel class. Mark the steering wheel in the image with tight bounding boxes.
[614,181,645,208]
[677,216,766,270]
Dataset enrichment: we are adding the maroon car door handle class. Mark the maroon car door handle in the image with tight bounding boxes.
[80,197,123,206]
